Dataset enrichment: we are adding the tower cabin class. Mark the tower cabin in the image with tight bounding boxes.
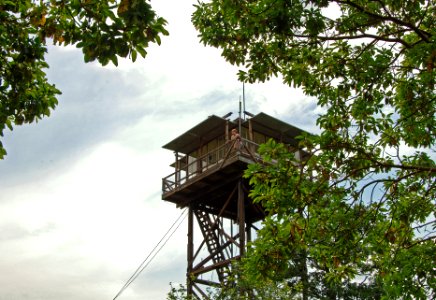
[162,112,308,298]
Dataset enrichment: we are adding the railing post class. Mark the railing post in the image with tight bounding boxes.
[186,155,190,181]
[248,119,254,153]
[175,151,179,188]
[164,141,261,194]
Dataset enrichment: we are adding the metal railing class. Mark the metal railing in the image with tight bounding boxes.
[162,138,260,195]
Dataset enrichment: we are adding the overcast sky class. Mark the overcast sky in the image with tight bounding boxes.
[0,1,318,299]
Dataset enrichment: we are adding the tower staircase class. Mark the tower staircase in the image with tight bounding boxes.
[194,210,228,284]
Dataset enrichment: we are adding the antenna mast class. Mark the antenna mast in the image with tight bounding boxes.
[238,97,242,134]
[242,82,246,120]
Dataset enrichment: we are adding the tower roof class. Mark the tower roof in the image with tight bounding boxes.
[248,112,306,147]
[162,115,230,154]
[162,112,308,154]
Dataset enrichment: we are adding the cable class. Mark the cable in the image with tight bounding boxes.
[113,208,187,299]
[126,211,187,291]
[124,210,187,292]
[113,208,188,300]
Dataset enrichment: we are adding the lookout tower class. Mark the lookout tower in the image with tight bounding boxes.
[162,112,307,298]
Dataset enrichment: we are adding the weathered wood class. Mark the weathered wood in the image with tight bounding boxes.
[163,113,309,299]
[192,238,235,272]
[193,278,221,287]
[163,155,265,223]
[191,256,241,276]
[187,206,194,297]
[193,283,211,300]
[238,180,246,256]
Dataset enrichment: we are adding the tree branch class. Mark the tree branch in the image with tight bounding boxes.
[405,235,436,249]
[336,0,431,42]
[293,32,411,48]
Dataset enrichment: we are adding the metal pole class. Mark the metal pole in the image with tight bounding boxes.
[238,99,242,136]
[243,82,246,120]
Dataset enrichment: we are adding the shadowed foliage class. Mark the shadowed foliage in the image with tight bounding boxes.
[190,0,435,298]
[0,0,168,158]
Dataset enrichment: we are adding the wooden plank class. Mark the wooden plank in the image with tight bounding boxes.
[191,256,241,276]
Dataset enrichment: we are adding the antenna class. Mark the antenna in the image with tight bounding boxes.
[238,96,242,134]
[242,82,246,120]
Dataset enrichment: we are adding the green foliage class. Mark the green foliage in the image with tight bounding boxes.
[167,257,382,299]
[193,0,435,299]
[167,273,298,300]
[167,283,193,300]
[0,0,168,158]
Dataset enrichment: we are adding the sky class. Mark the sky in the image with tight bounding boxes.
[0,1,318,300]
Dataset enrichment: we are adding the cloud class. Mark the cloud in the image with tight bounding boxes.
[0,48,151,181]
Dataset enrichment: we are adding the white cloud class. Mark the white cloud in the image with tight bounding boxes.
[0,140,188,299]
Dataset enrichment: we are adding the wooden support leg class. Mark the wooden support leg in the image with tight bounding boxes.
[187,206,194,297]
[238,180,245,256]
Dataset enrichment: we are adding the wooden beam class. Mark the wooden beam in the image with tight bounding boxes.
[191,256,241,276]
[193,239,206,263]
[238,180,246,256]
[193,278,221,287]
[193,283,211,300]
[192,238,236,271]
[187,206,194,297]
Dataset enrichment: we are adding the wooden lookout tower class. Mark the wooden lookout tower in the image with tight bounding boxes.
[161,112,307,298]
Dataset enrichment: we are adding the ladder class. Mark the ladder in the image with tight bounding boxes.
[194,210,227,283]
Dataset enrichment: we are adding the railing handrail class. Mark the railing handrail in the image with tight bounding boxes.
[162,138,260,194]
